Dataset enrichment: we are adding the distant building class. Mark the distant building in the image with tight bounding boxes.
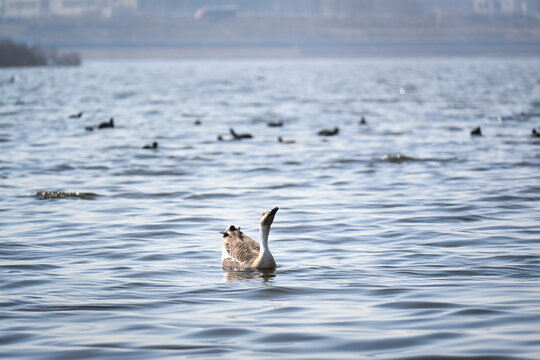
[195,5,237,20]
[2,0,538,20]
[0,0,137,19]
[473,0,516,15]
[0,0,41,18]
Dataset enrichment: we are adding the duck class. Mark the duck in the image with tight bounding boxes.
[532,129,540,137]
[278,136,295,144]
[69,112,83,119]
[98,118,114,129]
[230,128,253,140]
[318,127,339,136]
[470,126,482,136]
[359,117,367,125]
[267,120,283,127]
[221,207,279,270]
[142,142,158,149]
[194,120,202,126]
[85,126,94,132]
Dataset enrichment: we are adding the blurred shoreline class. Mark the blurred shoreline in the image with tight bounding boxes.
[2,15,540,59]
[68,42,540,59]
[0,38,81,67]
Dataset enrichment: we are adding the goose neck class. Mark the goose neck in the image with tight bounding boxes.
[259,225,271,252]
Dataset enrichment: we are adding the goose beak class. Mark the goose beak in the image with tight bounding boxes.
[261,207,279,227]
[265,207,279,225]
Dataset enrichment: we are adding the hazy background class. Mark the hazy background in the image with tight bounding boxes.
[2,2,540,360]
[1,0,540,58]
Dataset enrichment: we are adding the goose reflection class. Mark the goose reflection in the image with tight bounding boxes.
[223,270,275,282]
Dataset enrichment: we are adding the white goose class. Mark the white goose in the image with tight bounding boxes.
[221,207,278,270]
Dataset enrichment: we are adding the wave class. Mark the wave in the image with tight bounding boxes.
[30,191,98,200]
[379,153,417,163]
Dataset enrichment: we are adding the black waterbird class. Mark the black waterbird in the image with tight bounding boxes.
[142,142,158,149]
[230,128,253,140]
[98,118,114,129]
[318,127,339,136]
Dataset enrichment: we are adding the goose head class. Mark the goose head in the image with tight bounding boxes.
[260,207,279,228]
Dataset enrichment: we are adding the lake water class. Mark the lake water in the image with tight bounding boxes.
[1,58,539,359]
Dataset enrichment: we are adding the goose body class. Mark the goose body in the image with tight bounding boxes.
[221,207,278,270]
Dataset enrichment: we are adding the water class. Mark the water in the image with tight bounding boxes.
[1,58,539,359]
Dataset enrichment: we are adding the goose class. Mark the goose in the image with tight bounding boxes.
[98,118,114,129]
[142,142,158,149]
[318,127,339,136]
[221,207,278,270]
[230,128,253,140]
[470,126,482,136]
[359,117,367,125]
[532,129,540,137]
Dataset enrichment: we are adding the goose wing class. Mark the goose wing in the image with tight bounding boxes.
[222,256,245,269]
[226,226,260,253]
[222,226,260,268]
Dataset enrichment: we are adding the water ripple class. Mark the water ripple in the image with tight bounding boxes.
[1,59,539,360]
[30,191,98,200]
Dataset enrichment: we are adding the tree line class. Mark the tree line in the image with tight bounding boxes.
[0,39,81,67]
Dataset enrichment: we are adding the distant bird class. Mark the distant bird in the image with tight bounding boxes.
[142,142,158,149]
[359,117,367,125]
[267,121,283,127]
[470,126,482,136]
[194,120,202,126]
[318,127,339,136]
[69,112,83,119]
[85,126,94,132]
[278,136,295,144]
[221,207,278,270]
[230,128,253,140]
[98,118,114,129]
[532,129,540,137]
[217,134,234,141]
